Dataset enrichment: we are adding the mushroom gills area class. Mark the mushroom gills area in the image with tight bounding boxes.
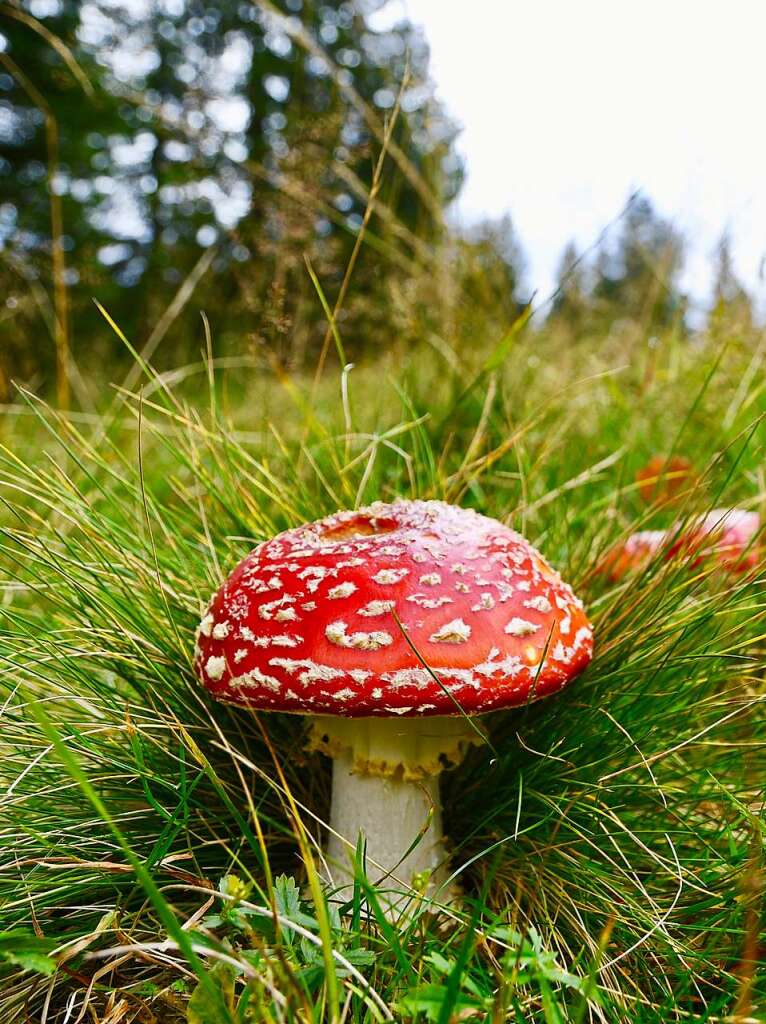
[326,751,450,905]
[308,714,482,780]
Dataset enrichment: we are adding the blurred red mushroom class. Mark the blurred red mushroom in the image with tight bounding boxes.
[635,455,695,505]
[605,507,761,580]
[195,499,592,910]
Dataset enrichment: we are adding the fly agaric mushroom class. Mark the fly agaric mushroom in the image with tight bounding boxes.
[635,455,695,505]
[195,500,592,909]
[604,507,761,580]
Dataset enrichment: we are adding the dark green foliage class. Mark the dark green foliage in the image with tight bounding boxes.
[548,196,694,340]
[710,231,753,330]
[456,214,528,324]
[0,0,462,387]
[591,195,687,332]
[548,240,589,337]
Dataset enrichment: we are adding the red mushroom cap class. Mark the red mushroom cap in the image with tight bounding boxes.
[695,508,761,569]
[604,507,761,580]
[635,455,695,505]
[194,500,593,717]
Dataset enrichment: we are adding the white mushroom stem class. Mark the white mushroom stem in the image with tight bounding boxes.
[308,716,482,911]
[327,753,446,904]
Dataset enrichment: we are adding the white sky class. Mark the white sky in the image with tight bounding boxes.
[382,0,766,315]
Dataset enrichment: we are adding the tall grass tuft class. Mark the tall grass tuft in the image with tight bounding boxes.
[0,322,764,1021]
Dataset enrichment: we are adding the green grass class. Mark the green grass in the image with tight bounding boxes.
[0,318,764,1022]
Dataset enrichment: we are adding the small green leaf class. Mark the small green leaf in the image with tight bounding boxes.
[186,962,235,1024]
[273,874,301,919]
[0,930,57,976]
[4,950,57,976]
[398,984,488,1022]
[424,950,452,976]
[342,948,375,967]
